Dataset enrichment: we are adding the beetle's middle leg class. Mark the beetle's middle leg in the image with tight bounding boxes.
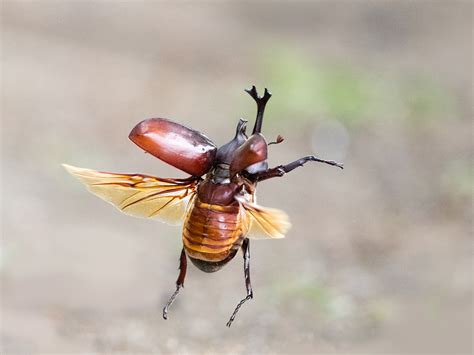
[250,155,343,182]
[226,238,253,327]
[163,248,187,320]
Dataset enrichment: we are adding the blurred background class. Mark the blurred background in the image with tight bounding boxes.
[1,1,472,354]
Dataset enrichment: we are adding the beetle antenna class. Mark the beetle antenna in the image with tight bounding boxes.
[268,134,284,146]
[245,85,272,134]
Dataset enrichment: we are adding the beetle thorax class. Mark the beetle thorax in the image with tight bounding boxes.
[210,163,231,184]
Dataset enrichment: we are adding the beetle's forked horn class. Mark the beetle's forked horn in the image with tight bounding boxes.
[245,85,272,134]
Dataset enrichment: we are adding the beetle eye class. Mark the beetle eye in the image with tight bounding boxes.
[245,161,268,174]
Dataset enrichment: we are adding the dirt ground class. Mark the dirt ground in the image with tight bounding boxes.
[1,1,472,354]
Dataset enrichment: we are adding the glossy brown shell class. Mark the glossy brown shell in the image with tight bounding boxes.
[129,118,217,176]
[229,133,268,177]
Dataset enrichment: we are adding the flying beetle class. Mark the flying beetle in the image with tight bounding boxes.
[64,86,343,327]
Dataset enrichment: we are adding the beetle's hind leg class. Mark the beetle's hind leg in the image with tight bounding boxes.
[226,239,253,327]
[163,248,187,320]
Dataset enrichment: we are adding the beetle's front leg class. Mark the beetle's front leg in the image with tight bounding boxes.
[250,155,343,182]
[163,248,187,319]
[226,239,253,327]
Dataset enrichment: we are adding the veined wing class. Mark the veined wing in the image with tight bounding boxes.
[63,164,198,225]
[236,194,291,239]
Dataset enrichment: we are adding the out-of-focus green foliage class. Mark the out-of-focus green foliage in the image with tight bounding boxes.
[441,160,474,199]
[259,46,455,127]
[261,49,370,124]
[267,277,359,320]
[402,78,456,123]
[365,299,396,324]
[269,278,331,311]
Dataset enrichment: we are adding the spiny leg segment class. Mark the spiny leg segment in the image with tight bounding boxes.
[249,155,343,182]
[226,238,253,327]
[163,248,187,320]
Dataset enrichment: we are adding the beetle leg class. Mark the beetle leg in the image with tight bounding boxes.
[245,85,272,134]
[249,155,343,182]
[226,238,253,327]
[163,248,187,320]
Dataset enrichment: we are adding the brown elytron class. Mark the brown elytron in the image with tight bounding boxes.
[64,86,343,327]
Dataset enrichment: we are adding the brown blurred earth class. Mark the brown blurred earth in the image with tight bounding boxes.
[1,1,472,354]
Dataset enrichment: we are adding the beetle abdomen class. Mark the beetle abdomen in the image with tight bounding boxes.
[183,199,249,272]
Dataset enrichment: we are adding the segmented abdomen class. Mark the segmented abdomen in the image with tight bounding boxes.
[183,199,249,262]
